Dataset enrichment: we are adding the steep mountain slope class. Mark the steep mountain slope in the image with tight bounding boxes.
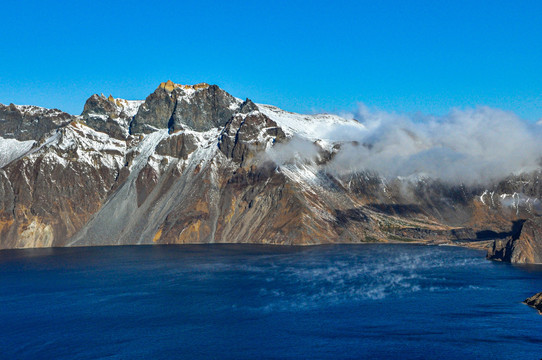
[1,81,541,263]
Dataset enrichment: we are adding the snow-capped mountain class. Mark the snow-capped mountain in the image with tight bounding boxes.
[1,81,541,263]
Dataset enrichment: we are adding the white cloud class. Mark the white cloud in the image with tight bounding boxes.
[323,105,542,184]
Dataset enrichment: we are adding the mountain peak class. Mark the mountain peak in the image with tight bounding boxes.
[81,94,144,139]
[132,81,240,133]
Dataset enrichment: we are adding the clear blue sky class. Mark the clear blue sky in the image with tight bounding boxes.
[1,0,540,121]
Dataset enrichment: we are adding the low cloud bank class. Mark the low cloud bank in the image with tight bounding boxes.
[269,105,542,185]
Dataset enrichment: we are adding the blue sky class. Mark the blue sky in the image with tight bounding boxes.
[1,0,540,120]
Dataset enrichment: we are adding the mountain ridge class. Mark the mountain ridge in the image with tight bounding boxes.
[1,81,541,263]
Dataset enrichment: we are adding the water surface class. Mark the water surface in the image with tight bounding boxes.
[1,244,541,359]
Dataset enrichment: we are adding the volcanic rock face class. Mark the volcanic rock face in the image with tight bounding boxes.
[487,217,542,264]
[0,121,126,248]
[131,81,241,134]
[0,103,72,141]
[218,102,286,165]
[0,80,541,260]
[81,94,142,139]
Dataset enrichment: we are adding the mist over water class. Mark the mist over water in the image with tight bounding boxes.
[1,244,541,359]
[237,247,485,312]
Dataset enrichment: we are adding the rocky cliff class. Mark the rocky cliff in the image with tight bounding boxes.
[1,81,541,262]
[487,217,542,264]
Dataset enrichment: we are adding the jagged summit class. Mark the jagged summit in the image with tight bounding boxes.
[81,93,144,139]
[83,93,144,116]
[80,80,365,141]
[158,80,210,93]
[79,81,240,137]
[131,81,242,134]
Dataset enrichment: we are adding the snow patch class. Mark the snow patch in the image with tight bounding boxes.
[280,163,321,188]
[21,123,127,170]
[257,104,366,149]
[116,99,144,118]
[0,137,35,168]
[88,96,144,119]
[14,104,67,118]
[499,192,542,215]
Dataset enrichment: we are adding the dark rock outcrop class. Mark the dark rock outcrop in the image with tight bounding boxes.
[131,81,240,134]
[81,94,137,139]
[218,109,285,165]
[523,292,542,315]
[0,103,73,141]
[169,83,240,132]
[82,94,119,118]
[155,132,198,159]
[130,85,177,134]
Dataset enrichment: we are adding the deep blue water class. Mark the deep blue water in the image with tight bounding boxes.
[1,244,541,359]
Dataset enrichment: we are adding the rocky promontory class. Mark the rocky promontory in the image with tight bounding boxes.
[523,292,542,315]
[487,217,542,264]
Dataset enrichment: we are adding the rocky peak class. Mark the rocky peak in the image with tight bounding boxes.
[131,81,242,134]
[82,94,119,118]
[81,94,143,139]
[240,99,258,114]
[218,111,286,166]
[0,103,73,141]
